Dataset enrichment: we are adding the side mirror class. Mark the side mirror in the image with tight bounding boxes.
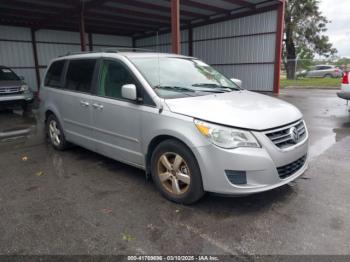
[19,76,25,80]
[121,84,137,101]
[231,78,242,88]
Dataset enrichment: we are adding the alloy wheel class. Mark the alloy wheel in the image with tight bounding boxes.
[157,152,191,195]
[48,120,61,146]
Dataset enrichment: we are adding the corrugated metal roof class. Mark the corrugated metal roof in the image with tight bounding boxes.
[0,0,281,37]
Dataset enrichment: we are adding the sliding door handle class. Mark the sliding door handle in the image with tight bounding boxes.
[80,101,90,107]
[92,103,104,110]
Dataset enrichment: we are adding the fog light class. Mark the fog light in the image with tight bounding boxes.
[225,170,247,185]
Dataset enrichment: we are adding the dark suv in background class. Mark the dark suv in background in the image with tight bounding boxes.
[0,66,33,111]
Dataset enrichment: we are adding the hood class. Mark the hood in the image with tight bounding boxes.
[0,80,22,88]
[165,90,302,131]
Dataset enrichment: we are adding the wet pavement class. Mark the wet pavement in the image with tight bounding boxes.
[0,89,349,255]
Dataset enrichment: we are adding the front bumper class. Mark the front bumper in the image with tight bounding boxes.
[0,92,34,105]
[337,91,350,100]
[193,131,309,195]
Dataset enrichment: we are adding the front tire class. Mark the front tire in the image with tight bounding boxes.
[46,114,68,150]
[151,139,204,204]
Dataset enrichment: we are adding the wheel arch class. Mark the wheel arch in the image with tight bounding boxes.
[145,134,195,176]
[45,109,55,123]
[44,105,63,126]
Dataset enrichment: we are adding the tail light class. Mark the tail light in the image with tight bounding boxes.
[342,72,349,84]
[35,90,41,102]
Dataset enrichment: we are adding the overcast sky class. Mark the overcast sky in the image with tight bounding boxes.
[319,0,350,57]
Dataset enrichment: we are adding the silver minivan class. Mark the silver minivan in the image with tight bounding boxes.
[40,51,309,204]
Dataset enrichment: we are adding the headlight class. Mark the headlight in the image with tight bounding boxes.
[20,84,29,92]
[194,119,260,149]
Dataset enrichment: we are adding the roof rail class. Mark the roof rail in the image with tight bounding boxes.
[59,47,154,57]
[101,47,154,53]
[59,51,99,57]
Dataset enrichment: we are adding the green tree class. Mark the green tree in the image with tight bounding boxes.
[284,0,337,79]
[335,57,350,71]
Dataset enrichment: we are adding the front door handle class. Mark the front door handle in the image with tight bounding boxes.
[92,103,104,110]
[80,100,90,107]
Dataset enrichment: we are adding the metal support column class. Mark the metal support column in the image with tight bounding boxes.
[273,0,285,94]
[79,2,87,52]
[30,28,41,90]
[171,0,181,54]
[88,32,93,51]
[188,25,193,56]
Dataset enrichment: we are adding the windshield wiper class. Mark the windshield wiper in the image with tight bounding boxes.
[156,85,227,94]
[192,83,240,91]
[154,85,196,93]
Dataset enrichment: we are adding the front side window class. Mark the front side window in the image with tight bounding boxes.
[65,59,96,93]
[98,60,137,99]
[45,60,65,87]
[0,67,20,81]
[130,57,240,99]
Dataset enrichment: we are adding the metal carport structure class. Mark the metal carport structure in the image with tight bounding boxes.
[0,0,285,93]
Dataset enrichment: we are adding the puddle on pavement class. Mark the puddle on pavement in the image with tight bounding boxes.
[0,108,41,149]
[307,115,350,160]
[277,90,350,161]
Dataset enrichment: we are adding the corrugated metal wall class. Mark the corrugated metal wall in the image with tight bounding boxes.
[92,34,132,50]
[36,29,83,84]
[0,25,37,91]
[0,25,132,91]
[135,10,278,91]
[135,30,189,56]
[1,10,277,92]
[193,10,277,91]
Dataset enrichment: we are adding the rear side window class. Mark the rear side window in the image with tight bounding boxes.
[45,60,65,87]
[65,59,96,93]
[318,66,332,70]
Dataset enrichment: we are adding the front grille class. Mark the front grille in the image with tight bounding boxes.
[265,120,306,149]
[277,155,307,179]
[0,86,21,96]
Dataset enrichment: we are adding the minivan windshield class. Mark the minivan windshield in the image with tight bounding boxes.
[129,57,240,99]
[0,68,20,81]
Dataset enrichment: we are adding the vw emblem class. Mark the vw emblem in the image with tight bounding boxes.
[289,127,299,144]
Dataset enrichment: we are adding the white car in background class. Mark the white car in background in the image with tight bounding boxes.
[306,65,343,78]
[337,71,350,102]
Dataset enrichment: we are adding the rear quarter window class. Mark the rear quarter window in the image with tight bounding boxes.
[45,60,65,88]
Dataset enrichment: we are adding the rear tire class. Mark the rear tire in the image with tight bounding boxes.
[46,114,68,150]
[151,139,204,204]
[324,74,333,78]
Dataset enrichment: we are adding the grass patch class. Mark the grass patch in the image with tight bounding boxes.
[281,78,341,89]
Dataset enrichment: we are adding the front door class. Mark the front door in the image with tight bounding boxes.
[91,59,144,167]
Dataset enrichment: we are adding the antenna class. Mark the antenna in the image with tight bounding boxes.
[156,31,161,88]
[156,31,159,52]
